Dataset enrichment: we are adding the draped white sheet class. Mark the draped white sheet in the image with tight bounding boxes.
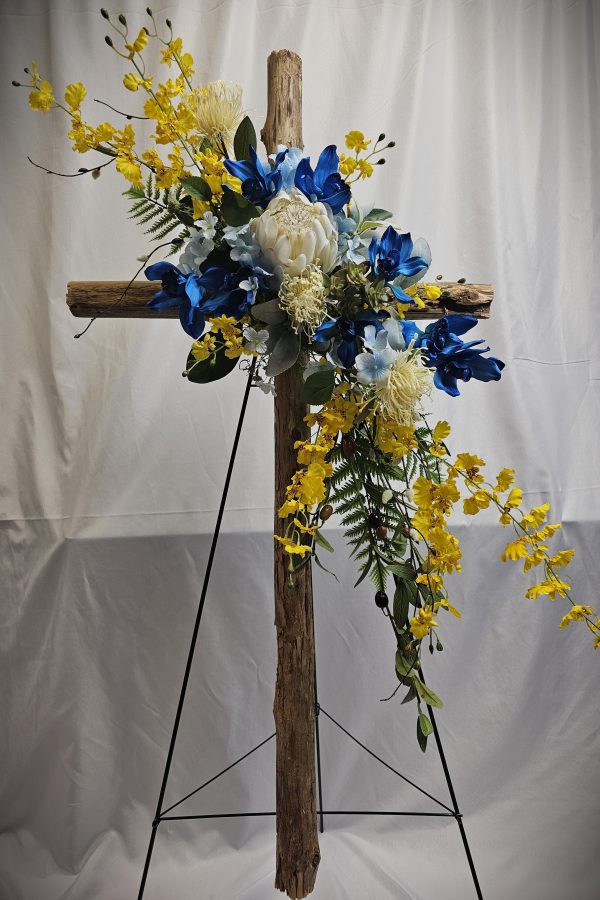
[1,1,599,898]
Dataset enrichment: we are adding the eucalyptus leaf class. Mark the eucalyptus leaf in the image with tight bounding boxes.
[181,175,212,201]
[393,578,417,629]
[369,207,393,221]
[252,298,287,325]
[301,369,336,405]
[414,677,444,709]
[313,530,334,553]
[221,188,260,226]
[233,115,258,161]
[416,716,428,753]
[418,710,434,737]
[401,684,418,705]
[265,330,300,376]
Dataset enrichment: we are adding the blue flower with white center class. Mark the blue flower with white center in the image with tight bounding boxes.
[362,324,389,353]
[355,348,398,385]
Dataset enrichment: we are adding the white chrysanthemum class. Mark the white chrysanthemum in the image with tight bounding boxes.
[375,351,432,425]
[278,265,327,334]
[251,188,338,279]
[193,81,244,152]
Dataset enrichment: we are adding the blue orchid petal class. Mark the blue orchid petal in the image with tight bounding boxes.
[337,337,358,369]
[145,260,182,282]
[443,314,478,336]
[147,290,181,311]
[434,367,460,396]
[313,145,338,187]
[390,284,416,303]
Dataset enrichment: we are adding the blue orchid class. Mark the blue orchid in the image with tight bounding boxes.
[402,314,505,396]
[369,227,428,302]
[145,261,206,339]
[146,261,266,338]
[224,146,288,207]
[294,145,351,214]
[313,308,387,369]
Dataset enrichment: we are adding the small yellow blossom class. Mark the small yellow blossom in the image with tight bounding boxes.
[357,158,374,179]
[548,549,576,569]
[559,605,594,628]
[501,539,529,562]
[28,80,54,112]
[345,130,370,152]
[410,608,438,639]
[125,28,148,58]
[64,82,86,110]
[338,153,358,176]
[274,535,312,556]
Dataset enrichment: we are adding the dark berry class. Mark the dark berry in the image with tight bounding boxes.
[376,525,388,539]
[368,512,381,529]
[341,436,355,458]
[375,591,388,609]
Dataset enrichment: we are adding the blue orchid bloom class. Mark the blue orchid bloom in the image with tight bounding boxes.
[197,264,266,320]
[145,261,266,338]
[224,146,287,208]
[145,261,206,339]
[313,308,387,369]
[402,314,505,396]
[294,145,351,214]
[369,227,428,302]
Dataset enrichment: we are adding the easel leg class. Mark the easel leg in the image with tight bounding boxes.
[421,671,484,900]
[137,361,256,900]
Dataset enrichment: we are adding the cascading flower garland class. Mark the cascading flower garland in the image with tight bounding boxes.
[17,8,597,750]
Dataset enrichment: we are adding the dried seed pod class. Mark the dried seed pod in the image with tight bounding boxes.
[376,525,388,539]
[341,436,355,458]
[319,504,333,521]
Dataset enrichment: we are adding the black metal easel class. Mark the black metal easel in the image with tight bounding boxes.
[137,361,484,900]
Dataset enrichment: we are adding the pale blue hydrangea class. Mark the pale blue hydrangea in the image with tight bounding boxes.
[271,145,305,191]
[354,348,398,385]
[222,222,264,267]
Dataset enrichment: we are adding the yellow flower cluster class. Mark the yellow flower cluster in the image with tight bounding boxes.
[339,130,376,181]
[442,452,599,646]
[275,385,361,561]
[21,20,244,199]
[374,417,418,458]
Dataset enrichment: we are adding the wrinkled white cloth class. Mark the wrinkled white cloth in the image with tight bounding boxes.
[1,1,599,898]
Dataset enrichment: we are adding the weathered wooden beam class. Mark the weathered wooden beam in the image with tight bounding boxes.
[66,280,494,320]
[262,50,320,900]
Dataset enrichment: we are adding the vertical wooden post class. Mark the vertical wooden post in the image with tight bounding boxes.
[261,51,321,899]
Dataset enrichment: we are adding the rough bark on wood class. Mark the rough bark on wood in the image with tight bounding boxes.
[262,50,320,899]
[67,281,494,319]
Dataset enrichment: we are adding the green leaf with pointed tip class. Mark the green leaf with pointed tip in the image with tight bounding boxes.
[220,188,260,226]
[181,175,212,201]
[414,678,444,709]
[233,115,258,161]
[184,346,238,384]
[313,552,340,582]
[417,715,429,752]
[313,530,334,553]
[301,369,336,405]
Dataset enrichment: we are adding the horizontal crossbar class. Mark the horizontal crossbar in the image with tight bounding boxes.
[66,280,493,320]
[158,810,460,822]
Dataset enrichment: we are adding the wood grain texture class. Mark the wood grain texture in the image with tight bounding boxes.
[67,280,494,319]
[262,50,320,900]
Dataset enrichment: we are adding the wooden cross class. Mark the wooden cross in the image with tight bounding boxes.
[66,51,493,899]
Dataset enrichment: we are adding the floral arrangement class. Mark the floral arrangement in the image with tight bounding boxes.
[16,8,597,750]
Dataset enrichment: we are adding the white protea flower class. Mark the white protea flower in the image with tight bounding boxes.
[251,188,338,279]
[278,265,327,334]
[375,351,432,425]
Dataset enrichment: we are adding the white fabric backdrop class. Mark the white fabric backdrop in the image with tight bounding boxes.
[1,1,599,898]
